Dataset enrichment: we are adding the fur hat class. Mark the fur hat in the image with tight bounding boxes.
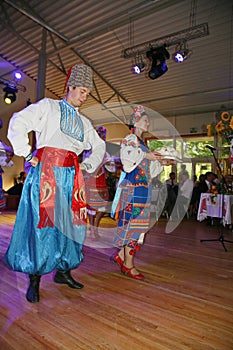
[66,64,93,91]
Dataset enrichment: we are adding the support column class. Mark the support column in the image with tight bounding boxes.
[36,28,47,101]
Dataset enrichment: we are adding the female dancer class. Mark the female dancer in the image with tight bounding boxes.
[111,105,169,279]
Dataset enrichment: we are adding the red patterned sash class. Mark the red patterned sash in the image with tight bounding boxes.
[36,147,86,228]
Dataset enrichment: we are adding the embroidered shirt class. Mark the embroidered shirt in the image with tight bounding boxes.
[8,98,105,173]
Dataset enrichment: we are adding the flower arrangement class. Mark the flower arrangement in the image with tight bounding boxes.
[207,111,233,142]
[208,185,219,204]
[208,182,230,195]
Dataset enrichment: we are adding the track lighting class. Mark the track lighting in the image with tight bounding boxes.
[146,45,170,80]
[3,85,18,104]
[172,41,192,63]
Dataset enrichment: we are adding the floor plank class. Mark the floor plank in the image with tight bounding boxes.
[0,212,233,350]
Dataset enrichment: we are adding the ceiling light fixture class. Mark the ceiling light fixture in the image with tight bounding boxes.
[146,45,170,80]
[14,71,22,80]
[132,53,146,74]
[0,77,26,105]
[172,41,192,63]
[3,85,18,104]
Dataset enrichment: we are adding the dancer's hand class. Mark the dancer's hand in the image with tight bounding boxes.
[29,156,38,167]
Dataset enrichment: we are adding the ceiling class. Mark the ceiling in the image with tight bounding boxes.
[0,0,232,127]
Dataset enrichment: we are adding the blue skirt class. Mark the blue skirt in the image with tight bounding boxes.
[4,163,86,275]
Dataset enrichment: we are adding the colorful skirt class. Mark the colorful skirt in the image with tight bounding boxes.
[4,163,86,275]
[113,180,151,248]
[84,168,109,212]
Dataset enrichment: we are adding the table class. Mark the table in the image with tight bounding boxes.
[197,193,233,226]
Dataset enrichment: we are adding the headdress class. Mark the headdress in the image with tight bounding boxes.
[64,64,93,92]
[129,105,146,126]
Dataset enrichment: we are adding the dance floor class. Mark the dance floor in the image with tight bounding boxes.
[0,211,233,350]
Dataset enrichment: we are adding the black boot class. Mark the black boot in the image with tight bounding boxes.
[54,270,84,289]
[26,274,41,303]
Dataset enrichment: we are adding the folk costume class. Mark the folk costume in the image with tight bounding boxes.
[112,133,163,250]
[83,126,109,216]
[4,64,106,302]
[83,125,115,240]
[111,106,163,279]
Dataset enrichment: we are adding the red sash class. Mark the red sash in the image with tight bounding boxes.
[36,147,86,228]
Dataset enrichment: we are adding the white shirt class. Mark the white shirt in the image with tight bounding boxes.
[0,141,14,167]
[205,179,212,190]
[7,98,105,173]
[120,133,163,177]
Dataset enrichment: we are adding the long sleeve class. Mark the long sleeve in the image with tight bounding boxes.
[7,97,105,169]
[7,98,51,157]
[81,122,106,173]
[120,134,145,173]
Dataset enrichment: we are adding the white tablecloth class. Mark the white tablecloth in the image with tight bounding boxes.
[197,193,233,225]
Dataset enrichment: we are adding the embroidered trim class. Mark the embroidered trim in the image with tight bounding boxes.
[59,99,84,141]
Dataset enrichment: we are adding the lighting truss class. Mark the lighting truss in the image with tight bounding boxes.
[123,23,209,59]
[0,77,26,92]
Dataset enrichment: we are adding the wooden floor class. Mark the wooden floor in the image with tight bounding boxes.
[0,211,233,350]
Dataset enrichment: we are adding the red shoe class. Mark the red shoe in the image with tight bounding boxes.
[110,253,124,268]
[121,265,144,280]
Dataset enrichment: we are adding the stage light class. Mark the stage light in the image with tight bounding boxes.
[148,61,168,79]
[172,41,192,63]
[133,62,146,74]
[146,45,170,80]
[3,85,18,104]
[132,54,146,74]
[14,71,22,80]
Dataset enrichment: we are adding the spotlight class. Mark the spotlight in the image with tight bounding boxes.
[3,85,18,104]
[14,71,22,80]
[172,41,192,63]
[133,62,145,74]
[132,54,146,74]
[146,45,170,80]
